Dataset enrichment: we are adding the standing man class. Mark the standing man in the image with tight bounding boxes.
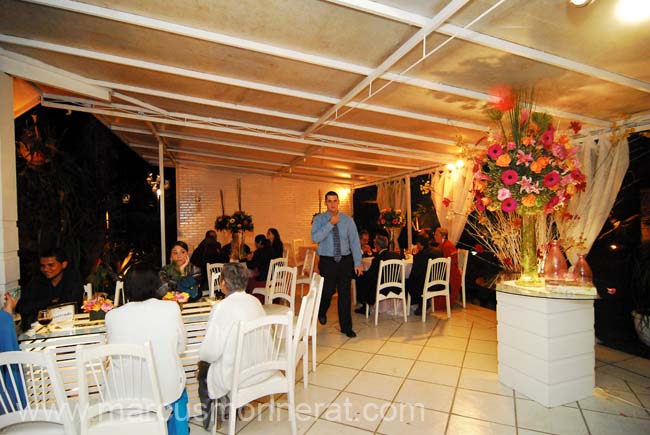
[311,191,362,338]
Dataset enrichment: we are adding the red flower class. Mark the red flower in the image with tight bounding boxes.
[569,121,582,134]
[442,197,451,208]
[501,169,518,186]
[543,171,561,187]
[571,169,585,183]
[474,244,485,253]
[501,198,517,213]
[475,198,485,212]
[487,144,504,160]
[380,219,386,224]
[392,219,398,225]
[544,195,560,212]
[540,129,555,148]
[489,85,514,111]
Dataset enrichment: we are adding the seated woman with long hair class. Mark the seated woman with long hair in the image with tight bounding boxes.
[266,228,284,259]
[105,262,188,435]
[161,241,199,300]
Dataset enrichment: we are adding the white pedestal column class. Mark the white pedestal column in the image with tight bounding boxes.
[0,74,20,293]
[496,288,595,407]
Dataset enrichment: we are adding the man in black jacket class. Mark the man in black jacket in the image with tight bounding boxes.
[407,236,443,315]
[190,230,222,291]
[354,235,402,313]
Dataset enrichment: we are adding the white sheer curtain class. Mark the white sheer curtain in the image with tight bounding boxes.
[430,165,475,244]
[376,180,406,212]
[558,134,629,265]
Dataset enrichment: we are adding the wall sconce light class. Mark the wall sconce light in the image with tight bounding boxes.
[146,173,170,195]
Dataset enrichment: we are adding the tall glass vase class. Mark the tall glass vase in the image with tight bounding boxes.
[230,230,245,261]
[387,227,402,253]
[516,211,544,287]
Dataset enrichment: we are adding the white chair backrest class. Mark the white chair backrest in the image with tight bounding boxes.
[283,248,289,260]
[76,342,166,435]
[300,249,316,277]
[207,262,225,297]
[308,274,325,337]
[210,272,221,299]
[0,350,74,433]
[376,259,406,291]
[114,280,124,306]
[265,257,287,286]
[424,257,451,291]
[267,266,297,309]
[294,288,316,344]
[83,283,93,301]
[292,239,304,265]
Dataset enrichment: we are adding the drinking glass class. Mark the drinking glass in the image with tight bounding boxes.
[37,309,53,332]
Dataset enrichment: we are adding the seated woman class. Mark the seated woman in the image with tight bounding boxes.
[197,263,266,431]
[266,228,284,259]
[161,241,199,301]
[246,234,273,292]
[105,263,188,435]
[433,227,462,310]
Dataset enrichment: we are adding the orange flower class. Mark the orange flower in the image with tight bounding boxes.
[558,135,569,145]
[522,194,537,207]
[474,179,487,191]
[495,153,512,167]
[522,136,534,146]
[566,184,576,195]
[531,156,550,173]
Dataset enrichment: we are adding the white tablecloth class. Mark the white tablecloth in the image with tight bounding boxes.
[361,256,413,278]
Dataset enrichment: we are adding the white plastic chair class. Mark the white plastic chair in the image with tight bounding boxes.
[76,342,169,435]
[262,266,297,316]
[295,249,315,297]
[293,288,317,389]
[366,259,409,326]
[222,311,296,435]
[113,280,124,306]
[207,262,225,298]
[307,274,324,372]
[292,239,304,267]
[0,350,76,434]
[422,257,451,321]
[457,249,469,308]
[252,257,287,303]
[84,283,93,301]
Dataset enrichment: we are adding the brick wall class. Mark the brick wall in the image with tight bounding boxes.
[176,165,354,258]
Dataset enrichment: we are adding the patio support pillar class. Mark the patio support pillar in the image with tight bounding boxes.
[158,139,166,266]
[0,73,20,292]
[406,175,412,249]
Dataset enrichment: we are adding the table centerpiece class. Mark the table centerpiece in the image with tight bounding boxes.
[81,295,114,321]
[378,208,405,253]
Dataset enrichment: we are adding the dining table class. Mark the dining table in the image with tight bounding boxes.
[18,300,216,418]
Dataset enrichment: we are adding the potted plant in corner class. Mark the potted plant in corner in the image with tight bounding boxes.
[631,243,650,347]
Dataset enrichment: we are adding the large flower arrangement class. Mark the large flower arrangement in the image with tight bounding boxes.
[378,208,405,227]
[215,210,253,233]
[472,88,586,215]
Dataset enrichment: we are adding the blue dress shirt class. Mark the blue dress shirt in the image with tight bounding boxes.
[311,212,362,268]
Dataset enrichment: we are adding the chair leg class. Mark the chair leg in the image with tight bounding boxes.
[311,334,317,372]
[446,294,451,318]
[303,350,309,389]
[462,283,466,308]
[287,382,297,435]
[227,400,237,435]
[374,299,379,326]
[421,294,426,323]
[365,304,369,319]
[269,394,275,417]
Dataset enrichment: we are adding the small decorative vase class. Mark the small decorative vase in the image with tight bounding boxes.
[573,254,593,285]
[543,240,568,282]
[231,230,245,261]
[516,211,544,287]
[387,227,402,253]
[89,310,106,321]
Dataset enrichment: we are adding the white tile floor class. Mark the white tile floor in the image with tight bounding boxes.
[190,301,650,435]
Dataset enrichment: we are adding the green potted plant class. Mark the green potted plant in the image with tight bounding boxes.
[631,243,650,347]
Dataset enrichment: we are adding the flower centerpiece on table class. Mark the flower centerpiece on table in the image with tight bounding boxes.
[82,295,114,321]
[162,291,190,304]
[471,87,587,286]
[215,210,254,233]
[378,208,405,227]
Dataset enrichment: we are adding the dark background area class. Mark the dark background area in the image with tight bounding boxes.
[14,106,177,286]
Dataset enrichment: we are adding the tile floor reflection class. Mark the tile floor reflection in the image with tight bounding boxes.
[190,301,650,434]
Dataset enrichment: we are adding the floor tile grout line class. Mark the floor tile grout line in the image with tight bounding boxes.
[444,319,474,435]
[576,399,593,435]
[625,379,650,419]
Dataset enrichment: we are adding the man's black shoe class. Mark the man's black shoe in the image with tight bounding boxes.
[343,329,357,338]
[354,305,366,314]
[414,306,423,316]
[318,314,327,325]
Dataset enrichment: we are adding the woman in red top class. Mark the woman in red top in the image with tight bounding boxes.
[434,227,461,310]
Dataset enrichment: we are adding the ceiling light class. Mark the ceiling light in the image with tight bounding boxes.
[616,0,650,23]
[569,0,594,6]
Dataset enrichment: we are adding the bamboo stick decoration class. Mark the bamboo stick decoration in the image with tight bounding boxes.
[318,189,322,213]
[237,178,242,211]
[220,189,225,216]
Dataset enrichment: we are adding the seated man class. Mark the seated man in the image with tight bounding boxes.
[190,230,223,292]
[16,248,83,330]
[221,239,251,261]
[246,234,273,292]
[359,230,374,257]
[354,235,401,314]
[406,236,443,315]
[197,263,266,431]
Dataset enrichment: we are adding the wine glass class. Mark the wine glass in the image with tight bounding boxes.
[37,309,53,332]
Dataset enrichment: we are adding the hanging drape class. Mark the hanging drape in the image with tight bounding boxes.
[430,165,475,244]
[558,134,629,265]
[376,180,406,213]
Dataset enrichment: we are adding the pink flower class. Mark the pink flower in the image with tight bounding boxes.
[501,169,518,185]
[520,108,530,125]
[506,141,516,151]
[475,198,485,212]
[551,143,567,160]
[540,129,555,148]
[543,171,561,187]
[501,198,517,213]
[442,197,451,208]
[518,176,540,194]
[487,144,504,160]
[570,121,582,134]
[516,150,533,166]
[497,188,512,201]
